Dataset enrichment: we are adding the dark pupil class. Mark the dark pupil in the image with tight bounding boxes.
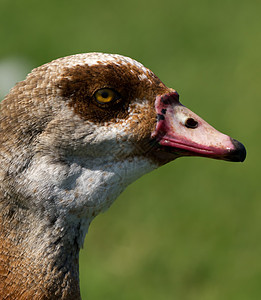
[101,91,109,98]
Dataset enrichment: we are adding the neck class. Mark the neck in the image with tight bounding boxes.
[0,154,156,299]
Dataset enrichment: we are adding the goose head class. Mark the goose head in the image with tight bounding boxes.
[0,53,246,299]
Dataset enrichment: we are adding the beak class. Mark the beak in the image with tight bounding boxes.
[151,91,246,162]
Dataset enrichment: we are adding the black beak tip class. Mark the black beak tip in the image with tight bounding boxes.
[229,138,247,162]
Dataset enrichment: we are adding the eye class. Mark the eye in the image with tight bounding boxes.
[94,88,119,104]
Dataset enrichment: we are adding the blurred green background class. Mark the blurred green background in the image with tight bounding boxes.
[0,0,260,299]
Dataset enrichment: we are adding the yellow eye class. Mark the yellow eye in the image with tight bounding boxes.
[94,88,118,103]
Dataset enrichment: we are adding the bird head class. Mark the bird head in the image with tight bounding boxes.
[0,53,246,219]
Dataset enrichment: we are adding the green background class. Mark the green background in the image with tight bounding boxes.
[0,0,260,299]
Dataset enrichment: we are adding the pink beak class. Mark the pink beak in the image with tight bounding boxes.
[152,91,246,162]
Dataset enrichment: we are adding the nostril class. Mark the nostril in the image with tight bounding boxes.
[185,118,198,129]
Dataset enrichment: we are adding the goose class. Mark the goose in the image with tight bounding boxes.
[0,53,246,299]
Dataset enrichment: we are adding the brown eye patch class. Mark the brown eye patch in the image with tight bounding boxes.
[58,62,168,124]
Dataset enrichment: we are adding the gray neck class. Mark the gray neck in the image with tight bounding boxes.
[0,152,156,298]
[19,153,156,232]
